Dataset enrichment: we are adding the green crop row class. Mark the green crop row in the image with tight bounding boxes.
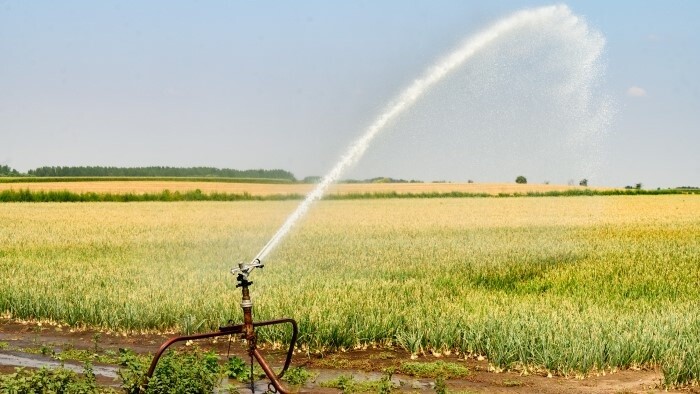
[1,187,697,203]
[0,189,303,202]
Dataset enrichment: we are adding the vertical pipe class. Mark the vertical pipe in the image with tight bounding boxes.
[241,286,255,344]
[241,285,256,392]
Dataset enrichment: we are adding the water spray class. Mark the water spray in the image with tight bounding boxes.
[143,5,605,392]
[249,4,601,263]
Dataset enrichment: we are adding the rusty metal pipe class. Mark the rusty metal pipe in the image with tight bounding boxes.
[254,348,289,393]
[241,286,255,346]
[143,259,297,393]
[144,324,244,379]
[246,318,298,379]
[144,319,297,391]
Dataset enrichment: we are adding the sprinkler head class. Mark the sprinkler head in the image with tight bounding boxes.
[230,258,264,288]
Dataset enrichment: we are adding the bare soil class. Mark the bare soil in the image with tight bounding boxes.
[0,320,688,393]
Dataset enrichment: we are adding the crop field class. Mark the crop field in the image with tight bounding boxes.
[0,180,603,196]
[0,195,699,385]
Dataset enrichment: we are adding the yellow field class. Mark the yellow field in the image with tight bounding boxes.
[0,180,604,196]
[0,195,698,384]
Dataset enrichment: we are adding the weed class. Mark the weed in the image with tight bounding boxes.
[224,355,265,383]
[0,363,113,393]
[225,356,248,380]
[120,348,222,394]
[502,379,523,387]
[320,374,357,392]
[92,332,102,353]
[224,385,241,394]
[369,352,396,360]
[283,366,316,386]
[40,344,53,356]
[320,372,398,393]
[399,361,469,379]
[118,348,148,394]
[51,347,120,364]
[378,368,396,393]
[434,376,447,394]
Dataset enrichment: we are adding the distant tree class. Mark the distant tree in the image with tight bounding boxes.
[26,166,296,181]
[302,176,322,184]
[579,178,588,187]
[635,182,643,190]
[0,165,20,177]
[515,176,527,184]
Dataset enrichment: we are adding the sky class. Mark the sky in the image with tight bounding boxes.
[1,1,698,188]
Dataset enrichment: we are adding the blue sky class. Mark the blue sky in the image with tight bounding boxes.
[1,1,698,188]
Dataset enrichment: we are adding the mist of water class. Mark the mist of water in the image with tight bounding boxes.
[253,5,605,262]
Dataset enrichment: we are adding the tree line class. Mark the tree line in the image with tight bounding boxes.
[22,166,296,180]
[0,165,20,176]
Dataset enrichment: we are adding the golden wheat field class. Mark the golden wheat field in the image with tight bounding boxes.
[0,195,699,384]
[0,181,604,196]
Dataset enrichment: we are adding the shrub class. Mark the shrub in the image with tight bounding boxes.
[119,348,221,394]
[0,363,105,393]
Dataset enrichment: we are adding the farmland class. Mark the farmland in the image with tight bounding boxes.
[0,180,603,196]
[0,195,699,385]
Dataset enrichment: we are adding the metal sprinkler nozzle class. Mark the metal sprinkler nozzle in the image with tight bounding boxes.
[231,258,264,288]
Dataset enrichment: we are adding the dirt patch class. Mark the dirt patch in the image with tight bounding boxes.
[0,320,681,393]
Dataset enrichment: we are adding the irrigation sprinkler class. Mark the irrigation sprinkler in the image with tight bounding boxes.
[143,258,298,393]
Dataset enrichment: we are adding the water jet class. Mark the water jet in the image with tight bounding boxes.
[144,5,607,392]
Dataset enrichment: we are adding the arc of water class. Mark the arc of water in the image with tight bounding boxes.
[253,5,587,263]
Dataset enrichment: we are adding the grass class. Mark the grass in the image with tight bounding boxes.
[502,379,524,387]
[319,373,394,393]
[398,361,470,378]
[0,195,699,386]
